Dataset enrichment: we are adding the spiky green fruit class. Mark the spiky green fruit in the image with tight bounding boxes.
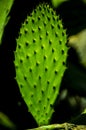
[14,3,68,126]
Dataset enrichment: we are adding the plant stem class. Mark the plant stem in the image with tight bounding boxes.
[26,123,86,130]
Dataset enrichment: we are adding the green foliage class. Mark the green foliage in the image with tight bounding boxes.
[68,29,86,68]
[51,0,68,8]
[14,3,68,126]
[0,0,14,45]
[0,112,16,130]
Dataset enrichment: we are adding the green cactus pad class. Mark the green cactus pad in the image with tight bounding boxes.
[14,3,68,126]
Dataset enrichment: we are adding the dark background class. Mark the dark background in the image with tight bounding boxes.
[0,0,86,129]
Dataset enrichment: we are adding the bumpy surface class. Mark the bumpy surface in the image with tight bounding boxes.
[14,3,68,126]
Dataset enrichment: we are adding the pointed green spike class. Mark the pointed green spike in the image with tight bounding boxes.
[14,3,68,126]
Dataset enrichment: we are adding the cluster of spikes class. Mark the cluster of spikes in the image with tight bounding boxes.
[14,3,68,126]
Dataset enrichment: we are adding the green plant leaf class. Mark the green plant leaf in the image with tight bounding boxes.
[0,112,16,129]
[14,3,68,126]
[51,0,68,8]
[68,29,86,68]
[0,0,14,45]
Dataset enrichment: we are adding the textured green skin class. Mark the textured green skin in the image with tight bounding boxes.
[14,3,68,126]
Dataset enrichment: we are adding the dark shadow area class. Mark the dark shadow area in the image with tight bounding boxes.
[69,113,86,125]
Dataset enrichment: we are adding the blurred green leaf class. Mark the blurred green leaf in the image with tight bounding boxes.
[68,29,86,68]
[0,0,14,45]
[0,112,16,129]
[51,0,68,8]
[82,0,86,4]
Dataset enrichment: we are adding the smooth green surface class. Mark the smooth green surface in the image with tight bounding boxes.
[0,0,14,45]
[14,3,68,126]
